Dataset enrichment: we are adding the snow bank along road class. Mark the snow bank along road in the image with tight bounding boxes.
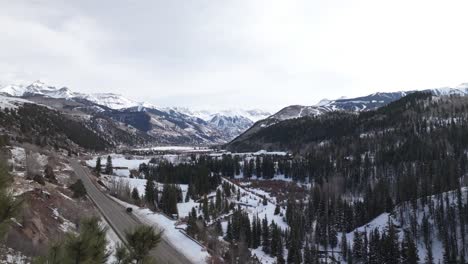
[70,159,193,264]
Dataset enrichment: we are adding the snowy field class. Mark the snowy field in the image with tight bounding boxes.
[87,154,150,171]
[112,198,210,263]
[133,146,212,153]
[221,178,288,229]
[209,150,288,157]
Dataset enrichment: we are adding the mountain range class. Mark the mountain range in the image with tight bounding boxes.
[227,83,468,150]
[0,81,271,145]
[2,80,468,148]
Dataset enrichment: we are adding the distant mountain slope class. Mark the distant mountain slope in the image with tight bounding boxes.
[229,83,468,150]
[271,91,410,122]
[0,95,114,151]
[0,80,143,109]
[0,81,270,143]
[226,91,468,152]
[170,108,271,140]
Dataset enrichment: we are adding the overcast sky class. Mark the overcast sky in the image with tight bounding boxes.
[1,0,468,111]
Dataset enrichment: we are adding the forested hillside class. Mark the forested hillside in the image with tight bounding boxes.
[0,102,112,151]
[200,92,468,262]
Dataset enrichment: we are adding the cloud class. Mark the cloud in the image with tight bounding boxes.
[1,0,468,111]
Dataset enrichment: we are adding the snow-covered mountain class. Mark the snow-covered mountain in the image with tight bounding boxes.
[230,83,468,144]
[269,91,410,122]
[166,107,271,140]
[171,107,270,122]
[0,80,145,109]
[261,83,468,124]
[0,81,270,143]
[428,83,468,96]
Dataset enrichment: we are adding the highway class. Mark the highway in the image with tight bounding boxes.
[70,159,193,264]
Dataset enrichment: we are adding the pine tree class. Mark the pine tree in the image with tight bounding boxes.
[353,231,363,262]
[160,184,179,216]
[131,187,140,204]
[382,218,400,264]
[262,216,270,254]
[69,179,87,198]
[303,239,313,264]
[341,231,348,261]
[329,224,338,250]
[187,208,198,237]
[225,219,233,242]
[105,155,113,175]
[0,159,22,238]
[270,223,279,256]
[44,164,57,183]
[368,229,381,264]
[37,217,110,264]
[95,157,101,175]
[215,221,223,236]
[202,195,209,221]
[252,216,259,248]
[401,231,419,264]
[215,189,222,212]
[424,245,434,264]
[277,239,285,264]
[114,243,130,264]
[125,225,161,264]
[144,178,156,209]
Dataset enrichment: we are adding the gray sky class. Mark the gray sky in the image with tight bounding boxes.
[1,0,468,112]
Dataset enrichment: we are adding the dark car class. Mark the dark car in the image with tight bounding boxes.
[126,207,133,213]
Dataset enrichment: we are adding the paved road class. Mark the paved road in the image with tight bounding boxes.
[70,159,193,264]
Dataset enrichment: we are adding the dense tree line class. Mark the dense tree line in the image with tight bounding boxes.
[141,156,221,199]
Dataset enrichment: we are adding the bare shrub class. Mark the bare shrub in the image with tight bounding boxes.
[108,178,132,203]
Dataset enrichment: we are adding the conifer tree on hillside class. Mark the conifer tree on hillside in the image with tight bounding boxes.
[105,155,113,175]
[144,178,156,210]
[0,158,22,239]
[401,230,419,264]
[125,225,162,264]
[261,216,270,254]
[131,187,140,204]
[95,156,101,175]
[36,217,109,264]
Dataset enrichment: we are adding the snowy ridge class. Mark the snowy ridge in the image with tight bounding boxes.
[172,107,270,123]
[257,83,468,127]
[0,95,35,109]
[170,107,271,140]
[0,80,146,109]
[0,80,271,142]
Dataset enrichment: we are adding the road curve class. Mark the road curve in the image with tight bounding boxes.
[70,159,193,264]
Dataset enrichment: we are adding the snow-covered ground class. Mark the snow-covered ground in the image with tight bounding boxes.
[342,187,468,263]
[87,154,150,172]
[112,198,210,263]
[252,247,276,264]
[0,247,29,264]
[0,95,33,110]
[101,221,121,264]
[133,146,211,152]
[221,178,288,230]
[51,207,76,233]
[234,173,294,183]
[209,150,288,158]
